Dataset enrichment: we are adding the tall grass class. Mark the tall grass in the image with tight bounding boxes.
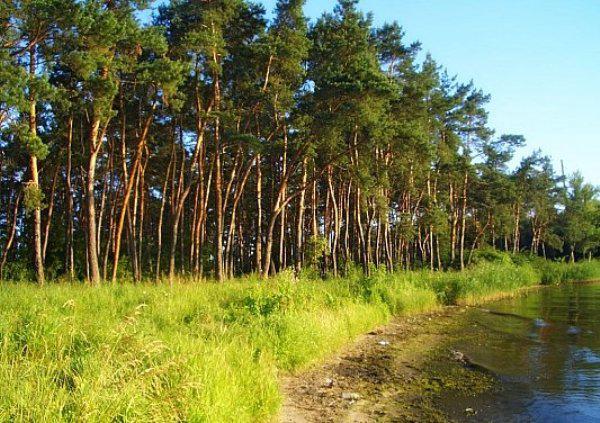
[0,259,599,421]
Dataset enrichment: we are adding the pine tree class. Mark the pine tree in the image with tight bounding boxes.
[0,0,597,282]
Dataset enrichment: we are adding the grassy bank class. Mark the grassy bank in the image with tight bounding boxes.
[1,259,599,422]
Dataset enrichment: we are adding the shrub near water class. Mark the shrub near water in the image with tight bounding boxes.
[0,261,599,422]
[430,262,540,305]
[535,259,600,285]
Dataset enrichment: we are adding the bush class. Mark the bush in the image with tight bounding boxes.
[470,248,513,265]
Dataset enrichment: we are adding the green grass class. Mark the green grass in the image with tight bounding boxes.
[0,260,599,422]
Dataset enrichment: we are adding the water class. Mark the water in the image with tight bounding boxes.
[446,283,600,422]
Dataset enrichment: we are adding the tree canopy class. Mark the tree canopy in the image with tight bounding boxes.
[0,0,598,283]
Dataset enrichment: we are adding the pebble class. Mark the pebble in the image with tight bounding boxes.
[450,349,466,362]
[342,392,360,401]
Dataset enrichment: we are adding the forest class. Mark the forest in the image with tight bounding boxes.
[1,0,599,286]
[3,0,600,421]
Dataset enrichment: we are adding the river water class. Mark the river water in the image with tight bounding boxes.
[442,282,600,422]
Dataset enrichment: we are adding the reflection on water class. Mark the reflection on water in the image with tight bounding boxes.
[454,283,600,422]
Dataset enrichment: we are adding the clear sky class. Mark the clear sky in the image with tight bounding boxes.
[150,0,600,185]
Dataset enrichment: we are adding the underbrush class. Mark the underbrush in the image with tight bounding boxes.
[0,259,599,421]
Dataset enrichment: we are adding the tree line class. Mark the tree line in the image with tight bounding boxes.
[1,0,598,285]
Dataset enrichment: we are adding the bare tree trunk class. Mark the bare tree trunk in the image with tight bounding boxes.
[65,114,75,279]
[255,154,263,274]
[327,167,339,276]
[344,181,351,266]
[278,122,288,271]
[311,166,318,244]
[449,182,457,264]
[137,155,148,279]
[366,201,374,269]
[189,177,200,274]
[355,188,367,271]
[28,46,44,285]
[214,122,224,281]
[513,203,521,254]
[96,142,112,267]
[155,145,174,281]
[169,206,182,285]
[42,165,59,262]
[384,215,393,271]
[225,158,254,278]
[111,114,153,283]
[102,179,118,280]
[427,173,434,271]
[86,126,102,285]
[180,202,186,275]
[168,141,185,285]
[0,192,21,280]
[295,158,308,273]
[459,171,468,270]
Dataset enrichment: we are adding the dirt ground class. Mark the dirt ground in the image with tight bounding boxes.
[279,308,498,423]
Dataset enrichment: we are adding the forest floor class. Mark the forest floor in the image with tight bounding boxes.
[279,307,499,423]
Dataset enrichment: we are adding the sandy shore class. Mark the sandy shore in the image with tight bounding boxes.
[279,308,499,422]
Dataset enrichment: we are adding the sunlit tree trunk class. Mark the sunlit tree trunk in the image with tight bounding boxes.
[28,45,44,285]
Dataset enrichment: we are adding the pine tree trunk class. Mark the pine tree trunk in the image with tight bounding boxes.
[256,154,263,274]
[459,170,468,270]
[0,192,21,280]
[168,206,182,285]
[327,167,339,276]
[86,66,110,285]
[42,165,59,262]
[111,114,153,283]
[295,158,308,273]
[355,188,367,272]
[155,146,173,281]
[65,114,75,279]
[225,158,254,278]
[28,46,45,285]
[214,119,224,281]
[86,139,101,284]
[513,203,521,254]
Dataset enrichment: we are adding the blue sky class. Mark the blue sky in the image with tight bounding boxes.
[150,0,600,185]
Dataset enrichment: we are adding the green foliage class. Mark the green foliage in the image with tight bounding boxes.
[3,0,597,284]
[561,173,600,258]
[23,183,46,212]
[0,52,28,112]
[304,235,329,267]
[534,260,600,285]
[1,4,599,419]
[470,248,513,265]
[16,124,49,159]
[0,260,35,282]
[62,51,98,81]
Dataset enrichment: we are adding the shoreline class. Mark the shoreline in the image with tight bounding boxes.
[279,309,481,422]
[279,279,600,422]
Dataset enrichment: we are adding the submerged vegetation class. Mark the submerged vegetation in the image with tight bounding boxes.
[1,258,599,421]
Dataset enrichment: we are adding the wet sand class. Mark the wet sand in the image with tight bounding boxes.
[279,308,498,422]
